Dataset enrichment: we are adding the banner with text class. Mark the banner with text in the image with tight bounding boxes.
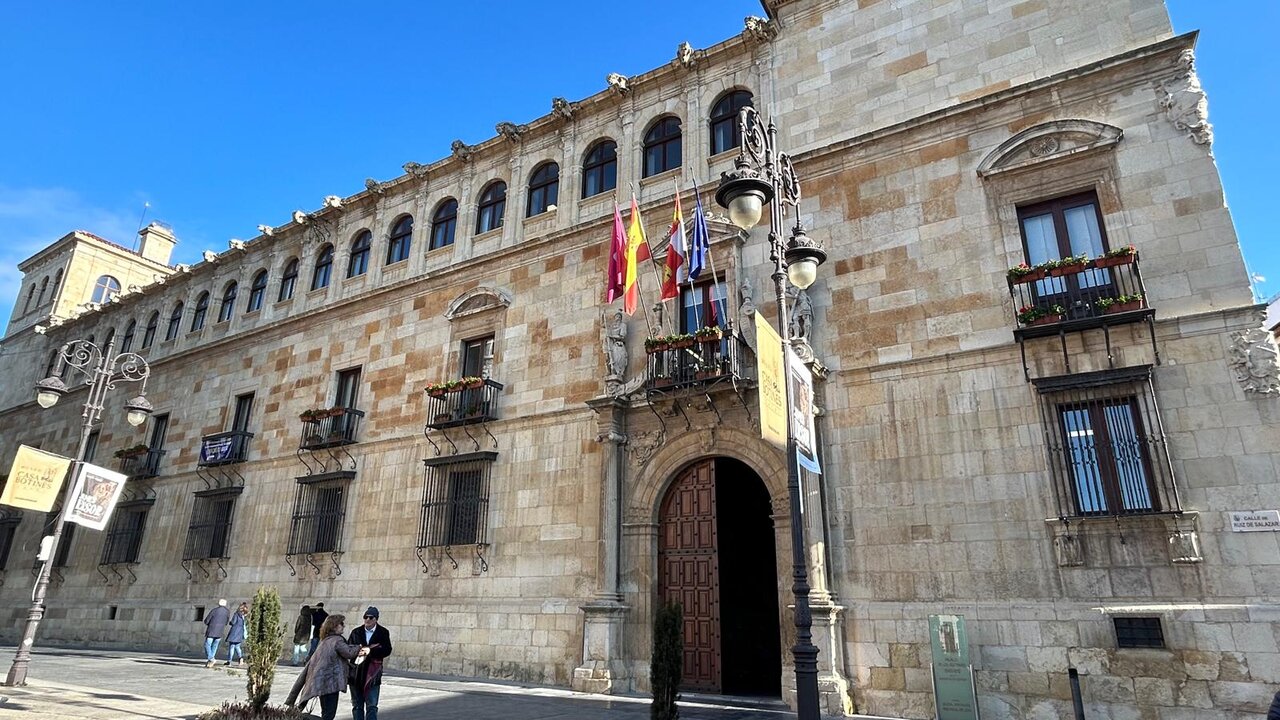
[787,347,821,474]
[755,313,786,449]
[199,435,236,465]
[0,445,73,512]
[65,463,129,531]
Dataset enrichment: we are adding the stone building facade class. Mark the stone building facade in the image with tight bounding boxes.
[1,1,1278,718]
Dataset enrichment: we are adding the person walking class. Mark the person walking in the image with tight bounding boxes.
[309,602,328,657]
[224,602,248,666]
[202,599,230,668]
[286,614,368,720]
[347,606,393,720]
[1268,688,1280,720]
[292,605,313,665]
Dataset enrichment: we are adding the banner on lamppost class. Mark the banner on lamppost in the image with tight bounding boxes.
[786,347,821,474]
[64,463,128,531]
[0,445,73,512]
[929,614,979,720]
[755,313,786,450]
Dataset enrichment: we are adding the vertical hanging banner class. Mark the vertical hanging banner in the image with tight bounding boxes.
[786,347,821,474]
[0,445,73,512]
[755,313,786,449]
[65,463,128,531]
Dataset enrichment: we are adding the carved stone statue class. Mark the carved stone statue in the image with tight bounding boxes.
[364,178,386,195]
[1158,50,1213,146]
[604,310,629,395]
[1229,327,1280,395]
[674,41,697,70]
[606,73,630,95]
[551,97,575,120]
[451,139,474,162]
[402,162,429,179]
[496,121,527,143]
[739,278,758,350]
[790,286,813,342]
[743,16,777,43]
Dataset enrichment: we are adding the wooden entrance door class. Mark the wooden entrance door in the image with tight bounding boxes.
[658,459,721,692]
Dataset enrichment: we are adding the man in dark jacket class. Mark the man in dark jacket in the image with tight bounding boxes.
[203,599,230,668]
[309,602,328,657]
[347,606,392,720]
[1268,689,1280,720]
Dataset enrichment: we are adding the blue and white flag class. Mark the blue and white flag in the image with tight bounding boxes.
[688,180,710,281]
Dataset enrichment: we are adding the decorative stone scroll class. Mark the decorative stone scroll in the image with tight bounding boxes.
[1228,327,1280,395]
[976,119,1123,178]
[1157,50,1213,146]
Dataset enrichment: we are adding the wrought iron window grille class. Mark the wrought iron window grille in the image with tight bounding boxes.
[417,451,496,573]
[181,486,244,581]
[285,471,353,577]
[98,500,154,570]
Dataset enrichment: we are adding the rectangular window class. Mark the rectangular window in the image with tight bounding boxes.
[461,336,494,379]
[232,393,254,433]
[1017,191,1120,312]
[1114,617,1164,649]
[183,489,241,560]
[420,452,496,548]
[288,479,349,555]
[100,502,151,565]
[335,368,361,410]
[679,280,729,334]
[84,430,101,463]
[1034,367,1179,519]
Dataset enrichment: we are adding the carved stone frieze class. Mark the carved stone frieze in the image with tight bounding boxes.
[451,139,474,162]
[1157,50,1213,146]
[606,73,630,95]
[495,121,528,143]
[743,16,777,43]
[627,430,665,468]
[1228,326,1280,395]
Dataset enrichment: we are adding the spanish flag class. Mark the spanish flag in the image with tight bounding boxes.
[623,196,650,315]
[660,191,686,300]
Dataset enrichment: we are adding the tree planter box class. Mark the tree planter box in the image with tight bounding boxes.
[1103,300,1143,314]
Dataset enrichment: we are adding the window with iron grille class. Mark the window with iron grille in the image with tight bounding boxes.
[288,476,351,555]
[183,488,241,560]
[419,452,496,548]
[1114,617,1164,648]
[1034,366,1180,519]
[100,501,152,565]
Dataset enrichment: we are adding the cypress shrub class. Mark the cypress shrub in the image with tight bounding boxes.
[245,586,284,712]
[651,600,683,720]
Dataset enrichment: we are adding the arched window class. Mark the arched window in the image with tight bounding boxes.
[45,350,58,378]
[247,270,268,312]
[527,162,559,217]
[709,90,753,155]
[312,245,334,290]
[348,231,371,277]
[36,277,49,306]
[476,181,507,234]
[582,140,618,199]
[279,258,299,301]
[142,312,159,349]
[23,285,35,313]
[218,282,238,323]
[91,275,121,304]
[430,199,458,250]
[643,117,682,177]
[165,302,184,341]
[121,320,137,352]
[191,292,209,331]
[50,269,62,298]
[387,216,413,265]
[103,327,116,350]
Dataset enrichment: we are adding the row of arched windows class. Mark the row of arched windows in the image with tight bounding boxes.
[22,269,67,315]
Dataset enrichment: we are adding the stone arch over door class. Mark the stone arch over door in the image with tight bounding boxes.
[630,425,787,521]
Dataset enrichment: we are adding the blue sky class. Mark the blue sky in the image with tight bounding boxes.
[1,2,1274,326]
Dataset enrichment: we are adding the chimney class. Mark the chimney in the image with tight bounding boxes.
[137,222,177,266]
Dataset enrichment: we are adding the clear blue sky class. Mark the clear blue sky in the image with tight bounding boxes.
[1,2,1274,326]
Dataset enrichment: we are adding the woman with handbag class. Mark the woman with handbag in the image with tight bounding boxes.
[286,614,369,720]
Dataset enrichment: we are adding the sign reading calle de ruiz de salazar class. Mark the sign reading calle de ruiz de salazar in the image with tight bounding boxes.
[1229,510,1280,532]
[929,614,979,720]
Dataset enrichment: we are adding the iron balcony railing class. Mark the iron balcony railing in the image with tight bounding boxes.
[299,408,364,451]
[425,379,503,430]
[645,332,756,392]
[196,430,253,467]
[118,449,165,480]
[1008,252,1151,333]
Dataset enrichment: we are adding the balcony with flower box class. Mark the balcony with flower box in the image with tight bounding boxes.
[1006,247,1159,378]
[424,377,503,430]
[644,327,756,393]
[115,445,165,480]
[297,407,364,451]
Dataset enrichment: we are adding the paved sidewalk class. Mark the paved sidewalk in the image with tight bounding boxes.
[0,646,799,719]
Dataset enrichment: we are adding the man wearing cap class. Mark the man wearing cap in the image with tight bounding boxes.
[347,605,392,720]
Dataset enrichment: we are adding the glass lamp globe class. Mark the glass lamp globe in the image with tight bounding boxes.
[36,389,60,409]
[728,192,765,231]
[123,395,153,427]
[787,258,819,290]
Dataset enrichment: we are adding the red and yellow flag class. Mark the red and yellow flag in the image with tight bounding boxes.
[623,196,650,315]
[660,192,686,300]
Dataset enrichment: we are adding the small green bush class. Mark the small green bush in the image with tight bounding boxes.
[651,601,683,720]
[246,587,285,712]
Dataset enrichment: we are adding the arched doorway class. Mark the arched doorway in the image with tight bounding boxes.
[658,456,782,696]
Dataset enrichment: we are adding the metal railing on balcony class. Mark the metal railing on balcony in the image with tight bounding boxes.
[425,379,503,430]
[118,449,165,480]
[197,430,253,467]
[644,332,756,392]
[1008,252,1151,336]
[298,408,364,451]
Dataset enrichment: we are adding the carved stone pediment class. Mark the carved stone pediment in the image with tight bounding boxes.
[977,120,1123,178]
[445,286,512,321]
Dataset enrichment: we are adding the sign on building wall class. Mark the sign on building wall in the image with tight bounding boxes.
[756,313,786,450]
[787,347,821,474]
[0,445,73,512]
[199,435,235,465]
[65,463,128,531]
[1229,510,1280,532]
[929,614,980,720]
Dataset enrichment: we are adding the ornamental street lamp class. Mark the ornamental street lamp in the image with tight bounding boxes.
[716,105,825,720]
[5,338,151,687]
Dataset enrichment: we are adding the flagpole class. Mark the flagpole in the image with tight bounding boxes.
[697,179,729,329]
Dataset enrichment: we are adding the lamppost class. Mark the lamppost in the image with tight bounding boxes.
[5,338,152,687]
[715,106,826,720]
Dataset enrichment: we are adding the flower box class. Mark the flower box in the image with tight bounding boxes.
[433,413,453,424]
[1010,268,1047,285]
[1047,262,1087,277]
[1027,314,1064,327]
[645,342,670,355]
[1102,299,1142,314]
[670,339,696,349]
[1092,254,1134,269]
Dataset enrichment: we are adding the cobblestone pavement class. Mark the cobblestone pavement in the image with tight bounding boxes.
[0,646,802,719]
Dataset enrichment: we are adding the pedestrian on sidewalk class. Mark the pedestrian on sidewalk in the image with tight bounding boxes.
[347,606,393,720]
[202,599,229,668]
[224,602,248,666]
[287,614,369,720]
[309,602,328,657]
[292,604,313,665]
